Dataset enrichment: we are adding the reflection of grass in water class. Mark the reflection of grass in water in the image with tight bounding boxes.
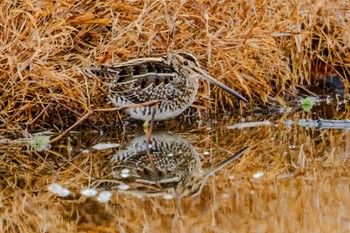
[2,111,350,232]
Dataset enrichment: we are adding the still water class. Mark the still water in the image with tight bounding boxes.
[1,100,350,232]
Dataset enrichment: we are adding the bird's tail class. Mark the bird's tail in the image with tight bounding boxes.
[83,64,118,83]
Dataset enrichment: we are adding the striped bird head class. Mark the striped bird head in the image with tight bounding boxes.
[166,52,249,103]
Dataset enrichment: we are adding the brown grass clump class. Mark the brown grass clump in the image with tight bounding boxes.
[1,0,350,131]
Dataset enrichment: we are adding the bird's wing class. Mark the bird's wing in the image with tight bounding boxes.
[88,58,179,104]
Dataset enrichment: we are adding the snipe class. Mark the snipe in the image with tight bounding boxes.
[87,52,248,121]
[94,132,248,198]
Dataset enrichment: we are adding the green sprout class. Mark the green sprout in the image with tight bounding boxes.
[30,135,51,151]
[301,97,314,112]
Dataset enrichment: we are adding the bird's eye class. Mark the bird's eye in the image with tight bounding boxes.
[183,61,189,66]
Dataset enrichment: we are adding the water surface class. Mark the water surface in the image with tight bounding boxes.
[1,100,350,232]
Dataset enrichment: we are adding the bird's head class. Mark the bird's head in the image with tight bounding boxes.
[167,52,249,103]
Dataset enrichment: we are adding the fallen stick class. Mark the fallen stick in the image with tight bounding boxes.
[49,100,160,143]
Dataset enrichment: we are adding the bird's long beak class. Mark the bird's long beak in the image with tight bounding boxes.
[196,68,249,103]
[203,147,249,177]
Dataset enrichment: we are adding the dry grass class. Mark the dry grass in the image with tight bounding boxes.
[1,0,349,131]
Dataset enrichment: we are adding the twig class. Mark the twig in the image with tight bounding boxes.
[49,110,94,143]
[29,103,52,125]
[49,100,160,143]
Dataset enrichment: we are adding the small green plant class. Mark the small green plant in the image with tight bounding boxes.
[30,135,51,151]
[301,97,314,112]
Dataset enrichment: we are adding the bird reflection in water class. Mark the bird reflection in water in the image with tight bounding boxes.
[94,132,248,198]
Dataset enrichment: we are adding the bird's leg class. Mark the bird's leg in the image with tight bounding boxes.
[147,102,158,143]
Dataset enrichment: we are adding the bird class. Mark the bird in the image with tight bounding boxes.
[93,132,249,198]
[87,52,249,121]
